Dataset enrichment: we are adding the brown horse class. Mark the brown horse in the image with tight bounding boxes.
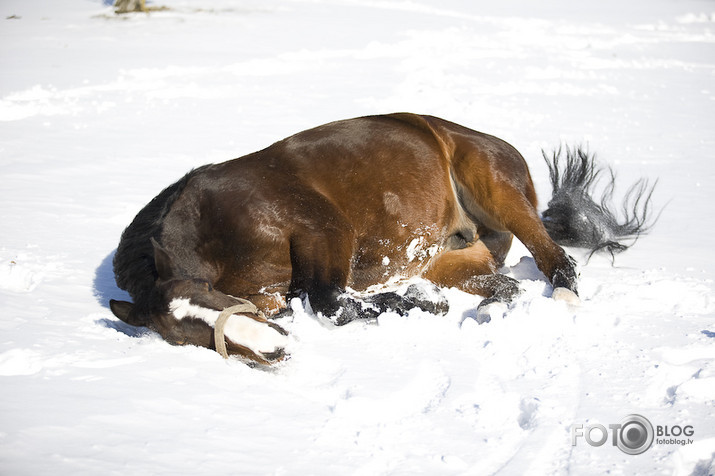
[109,113,654,364]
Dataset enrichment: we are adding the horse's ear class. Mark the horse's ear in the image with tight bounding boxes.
[151,238,174,281]
[109,299,147,327]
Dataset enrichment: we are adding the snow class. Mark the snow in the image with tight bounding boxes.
[1,0,714,474]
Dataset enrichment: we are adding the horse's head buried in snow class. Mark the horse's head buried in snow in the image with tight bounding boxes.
[110,238,289,364]
[109,113,656,365]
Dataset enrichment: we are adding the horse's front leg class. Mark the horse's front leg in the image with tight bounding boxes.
[287,222,449,325]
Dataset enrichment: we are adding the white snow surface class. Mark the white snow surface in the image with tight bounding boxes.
[1,0,714,474]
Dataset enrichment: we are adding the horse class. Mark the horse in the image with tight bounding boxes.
[109,113,655,365]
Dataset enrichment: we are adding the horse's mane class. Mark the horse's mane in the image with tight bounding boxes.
[113,166,209,304]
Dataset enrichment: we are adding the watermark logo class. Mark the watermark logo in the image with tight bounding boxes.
[614,414,654,455]
[572,414,694,455]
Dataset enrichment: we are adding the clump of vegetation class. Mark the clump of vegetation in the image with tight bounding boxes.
[114,0,168,14]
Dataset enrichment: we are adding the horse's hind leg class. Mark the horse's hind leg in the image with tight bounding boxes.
[479,228,513,268]
[495,186,578,297]
[423,238,521,321]
[450,147,579,300]
[478,184,578,300]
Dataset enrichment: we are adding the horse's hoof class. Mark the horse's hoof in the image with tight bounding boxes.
[552,287,580,307]
[403,283,449,315]
[332,295,380,326]
[261,348,288,363]
[475,301,508,324]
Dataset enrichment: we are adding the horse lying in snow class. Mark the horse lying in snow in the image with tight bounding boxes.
[109,113,655,364]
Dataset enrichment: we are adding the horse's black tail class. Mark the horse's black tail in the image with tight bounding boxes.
[540,146,658,258]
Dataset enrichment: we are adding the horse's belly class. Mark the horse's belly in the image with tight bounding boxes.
[348,225,446,290]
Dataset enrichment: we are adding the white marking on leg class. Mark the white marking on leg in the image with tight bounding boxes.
[169,298,288,355]
[552,287,581,308]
